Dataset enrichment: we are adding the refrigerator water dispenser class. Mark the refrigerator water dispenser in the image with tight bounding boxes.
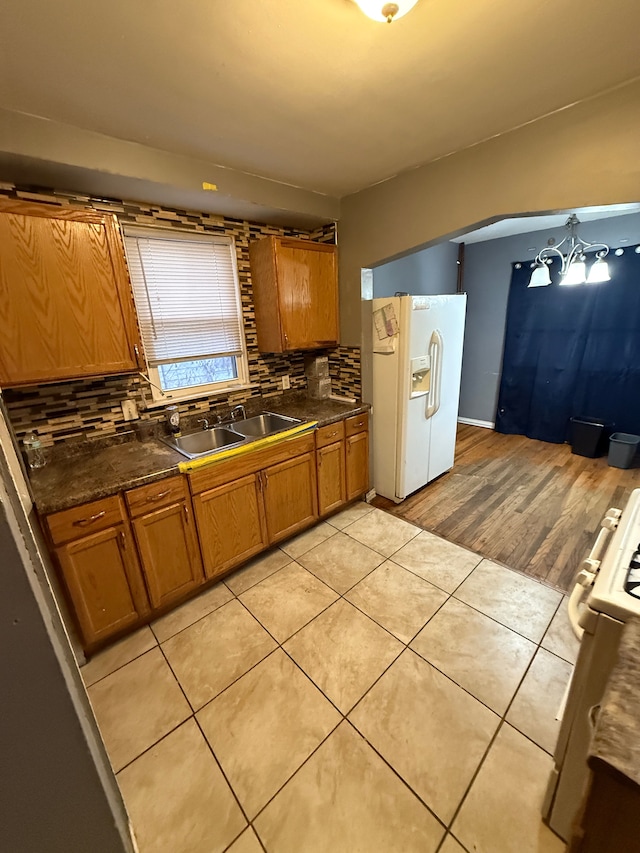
[410,355,431,397]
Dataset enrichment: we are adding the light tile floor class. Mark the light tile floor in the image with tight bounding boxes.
[83,504,576,853]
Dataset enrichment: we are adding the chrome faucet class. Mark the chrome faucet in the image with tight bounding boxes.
[197,417,210,430]
[216,405,247,425]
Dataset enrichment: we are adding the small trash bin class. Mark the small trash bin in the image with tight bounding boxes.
[608,433,640,469]
[570,416,611,458]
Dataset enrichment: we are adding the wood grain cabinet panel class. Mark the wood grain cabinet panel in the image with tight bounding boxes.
[131,501,204,610]
[55,524,145,648]
[249,235,338,352]
[0,200,143,386]
[346,429,369,501]
[317,441,346,516]
[192,473,268,581]
[46,494,123,547]
[262,451,318,542]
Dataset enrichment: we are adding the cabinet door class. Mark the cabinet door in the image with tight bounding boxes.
[0,202,143,386]
[346,430,370,501]
[56,525,144,647]
[275,240,338,350]
[193,473,268,581]
[263,451,318,542]
[131,500,204,610]
[317,440,346,516]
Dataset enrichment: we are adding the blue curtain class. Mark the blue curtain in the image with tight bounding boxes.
[495,245,640,443]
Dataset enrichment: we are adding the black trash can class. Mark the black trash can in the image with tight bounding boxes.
[569,416,611,458]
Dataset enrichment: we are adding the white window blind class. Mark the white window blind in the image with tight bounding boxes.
[123,228,244,366]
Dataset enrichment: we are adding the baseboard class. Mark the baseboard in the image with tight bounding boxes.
[457,417,495,429]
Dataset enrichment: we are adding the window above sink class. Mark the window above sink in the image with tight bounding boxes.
[123,226,249,403]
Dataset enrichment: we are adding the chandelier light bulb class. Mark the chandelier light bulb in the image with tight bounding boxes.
[560,260,586,286]
[586,257,611,284]
[527,263,552,288]
[353,0,419,23]
[528,214,611,288]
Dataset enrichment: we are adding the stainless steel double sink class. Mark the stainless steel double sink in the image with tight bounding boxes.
[161,412,303,460]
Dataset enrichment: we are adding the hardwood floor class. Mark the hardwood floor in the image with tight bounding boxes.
[372,424,640,592]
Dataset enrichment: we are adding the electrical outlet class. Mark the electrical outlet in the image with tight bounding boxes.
[121,399,139,421]
[282,375,290,390]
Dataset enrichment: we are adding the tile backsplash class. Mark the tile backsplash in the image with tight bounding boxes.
[0,184,361,446]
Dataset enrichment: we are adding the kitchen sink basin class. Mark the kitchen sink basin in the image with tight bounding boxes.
[231,412,302,438]
[162,427,246,459]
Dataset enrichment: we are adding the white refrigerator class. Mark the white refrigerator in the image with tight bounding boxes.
[371,294,467,503]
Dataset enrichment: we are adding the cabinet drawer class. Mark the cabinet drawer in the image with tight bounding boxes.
[345,412,369,436]
[46,495,124,546]
[189,432,316,494]
[125,475,188,517]
[315,420,345,449]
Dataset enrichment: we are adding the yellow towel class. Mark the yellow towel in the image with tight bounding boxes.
[177,420,318,473]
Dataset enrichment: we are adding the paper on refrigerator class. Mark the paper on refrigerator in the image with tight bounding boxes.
[372,303,399,353]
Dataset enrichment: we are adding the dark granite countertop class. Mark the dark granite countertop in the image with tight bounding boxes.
[29,439,186,515]
[589,615,640,788]
[30,393,368,516]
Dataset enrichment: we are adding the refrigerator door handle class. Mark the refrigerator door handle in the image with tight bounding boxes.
[425,330,443,420]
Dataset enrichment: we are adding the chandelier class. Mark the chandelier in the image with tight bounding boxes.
[353,0,419,23]
[528,214,611,288]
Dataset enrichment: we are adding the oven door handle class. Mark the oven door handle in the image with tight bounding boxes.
[567,515,620,641]
[568,578,589,641]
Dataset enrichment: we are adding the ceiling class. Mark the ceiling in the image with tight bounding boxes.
[452,205,640,244]
[1,0,640,201]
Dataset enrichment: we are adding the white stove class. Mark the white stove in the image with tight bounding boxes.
[545,488,640,842]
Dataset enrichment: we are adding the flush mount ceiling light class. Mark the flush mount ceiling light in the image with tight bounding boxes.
[353,0,419,23]
[527,214,611,288]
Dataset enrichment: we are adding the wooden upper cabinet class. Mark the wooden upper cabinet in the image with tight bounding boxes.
[249,236,339,352]
[0,200,144,386]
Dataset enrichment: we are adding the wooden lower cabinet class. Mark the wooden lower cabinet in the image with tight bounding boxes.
[126,475,204,610]
[317,440,346,516]
[55,523,146,647]
[193,473,268,580]
[45,414,370,651]
[345,420,369,501]
[131,501,203,609]
[263,452,318,542]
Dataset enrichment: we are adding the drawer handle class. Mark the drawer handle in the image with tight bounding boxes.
[146,490,170,503]
[327,430,338,438]
[73,511,106,527]
[353,421,364,428]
